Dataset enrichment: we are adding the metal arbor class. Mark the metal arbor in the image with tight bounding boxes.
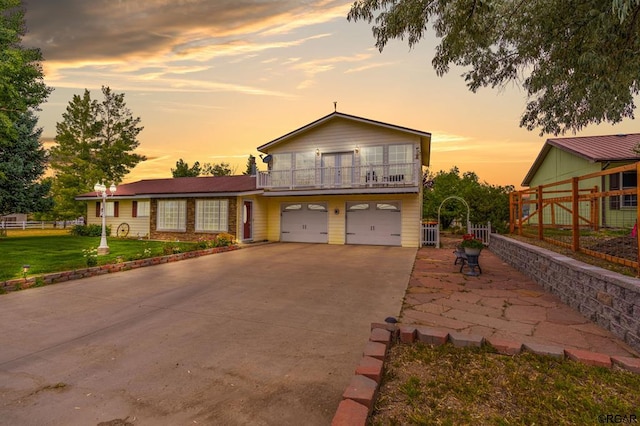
[436,196,471,248]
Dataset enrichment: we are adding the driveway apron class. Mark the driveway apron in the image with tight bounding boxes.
[0,243,416,426]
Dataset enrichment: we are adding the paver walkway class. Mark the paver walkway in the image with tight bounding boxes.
[401,241,639,358]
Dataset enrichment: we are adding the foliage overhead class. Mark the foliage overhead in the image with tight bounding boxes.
[49,86,145,219]
[348,0,640,135]
[0,0,52,140]
[0,0,52,217]
[422,167,513,233]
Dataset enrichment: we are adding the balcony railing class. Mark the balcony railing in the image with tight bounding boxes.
[257,162,419,190]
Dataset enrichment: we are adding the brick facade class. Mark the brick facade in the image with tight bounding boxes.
[490,234,640,352]
[149,197,238,241]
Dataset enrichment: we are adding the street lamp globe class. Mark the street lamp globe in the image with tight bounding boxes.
[95,182,116,255]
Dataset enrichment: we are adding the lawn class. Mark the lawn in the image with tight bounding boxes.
[371,342,640,425]
[0,229,199,281]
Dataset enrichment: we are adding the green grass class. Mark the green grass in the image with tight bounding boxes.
[371,342,640,425]
[0,229,199,281]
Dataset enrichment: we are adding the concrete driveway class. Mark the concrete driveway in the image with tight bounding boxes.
[0,243,415,425]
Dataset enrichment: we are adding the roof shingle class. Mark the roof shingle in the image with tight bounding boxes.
[77,175,257,198]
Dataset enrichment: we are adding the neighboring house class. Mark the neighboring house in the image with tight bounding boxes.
[522,133,640,227]
[77,111,432,247]
[76,175,263,242]
[256,111,431,247]
[1,213,28,223]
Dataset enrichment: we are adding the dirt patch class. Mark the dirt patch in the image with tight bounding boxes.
[583,235,638,262]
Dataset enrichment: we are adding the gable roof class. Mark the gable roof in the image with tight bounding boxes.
[522,133,640,186]
[257,111,432,166]
[76,175,258,200]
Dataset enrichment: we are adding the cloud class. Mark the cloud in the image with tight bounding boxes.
[23,1,350,96]
[292,53,372,89]
[23,0,350,64]
[344,62,395,74]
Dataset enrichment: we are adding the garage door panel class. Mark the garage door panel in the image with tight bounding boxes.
[281,203,328,243]
[346,202,401,246]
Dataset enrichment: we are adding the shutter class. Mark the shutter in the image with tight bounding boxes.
[114,201,119,217]
[132,201,138,218]
[96,202,101,218]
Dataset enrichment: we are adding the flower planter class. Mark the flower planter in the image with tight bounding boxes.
[463,247,482,256]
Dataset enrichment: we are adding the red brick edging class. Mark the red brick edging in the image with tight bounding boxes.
[332,323,640,425]
[1,245,240,292]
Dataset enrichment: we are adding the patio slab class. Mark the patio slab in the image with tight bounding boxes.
[401,244,639,358]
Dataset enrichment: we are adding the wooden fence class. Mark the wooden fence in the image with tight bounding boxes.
[0,219,84,230]
[510,162,640,273]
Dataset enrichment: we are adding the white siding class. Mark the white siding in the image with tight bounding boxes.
[265,118,420,157]
[86,199,150,238]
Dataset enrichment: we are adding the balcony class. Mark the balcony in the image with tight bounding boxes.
[257,162,420,191]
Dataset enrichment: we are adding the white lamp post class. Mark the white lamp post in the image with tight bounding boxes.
[94,182,117,255]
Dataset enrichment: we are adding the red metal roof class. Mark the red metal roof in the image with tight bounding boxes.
[522,133,640,186]
[77,175,257,198]
[546,133,640,162]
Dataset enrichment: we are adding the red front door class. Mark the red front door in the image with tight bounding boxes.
[243,201,252,241]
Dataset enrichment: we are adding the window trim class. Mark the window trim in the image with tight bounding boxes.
[157,200,187,232]
[195,199,229,232]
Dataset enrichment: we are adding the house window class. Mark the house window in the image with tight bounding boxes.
[135,201,150,217]
[195,199,228,232]
[389,144,413,164]
[389,144,413,181]
[157,200,186,231]
[97,201,119,217]
[361,146,383,165]
[360,146,384,182]
[623,171,637,207]
[272,153,292,170]
[610,171,637,209]
[295,152,316,186]
[271,153,292,187]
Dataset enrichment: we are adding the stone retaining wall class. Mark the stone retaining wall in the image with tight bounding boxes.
[489,234,640,352]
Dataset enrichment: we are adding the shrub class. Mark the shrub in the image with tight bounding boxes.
[162,242,183,255]
[215,232,235,247]
[71,224,111,237]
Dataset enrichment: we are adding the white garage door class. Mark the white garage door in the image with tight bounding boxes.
[346,201,401,246]
[281,203,328,243]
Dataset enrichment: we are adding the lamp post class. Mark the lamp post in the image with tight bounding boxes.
[94,182,117,255]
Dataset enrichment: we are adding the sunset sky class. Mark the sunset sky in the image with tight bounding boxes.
[22,0,639,188]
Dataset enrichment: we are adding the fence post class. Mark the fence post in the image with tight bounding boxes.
[509,192,515,233]
[572,177,579,252]
[537,185,544,241]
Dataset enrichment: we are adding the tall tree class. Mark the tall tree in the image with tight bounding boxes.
[172,159,202,177]
[170,160,234,177]
[423,167,513,233]
[203,162,233,177]
[243,155,257,175]
[0,0,52,217]
[0,111,53,216]
[348,0,640,135]
[49,86,145,218]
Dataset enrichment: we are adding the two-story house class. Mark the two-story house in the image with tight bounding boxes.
[256,111,431,247]
[77,111,431,247]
